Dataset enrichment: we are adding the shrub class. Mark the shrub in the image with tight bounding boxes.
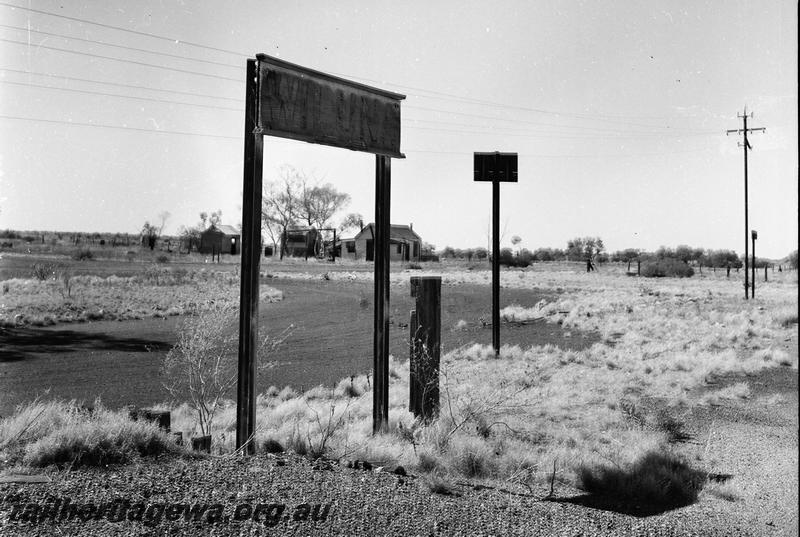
[72,247,94,261]
[162,301,292,436]
[578,450,705,506]
[640,258,694,278]
[31,262,57,281]
[156,254,170,264]
[261,437,285,454]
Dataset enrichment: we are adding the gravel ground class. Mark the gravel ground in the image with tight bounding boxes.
[1,356,796,536]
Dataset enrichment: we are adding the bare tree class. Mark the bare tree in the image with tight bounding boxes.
[298,181,350,230]
[262,169,301,258]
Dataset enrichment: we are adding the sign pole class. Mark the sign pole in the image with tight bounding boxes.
[373,155,391,433]
[237,58,263,453]
[492,176,500,357]
[474,152,517,359]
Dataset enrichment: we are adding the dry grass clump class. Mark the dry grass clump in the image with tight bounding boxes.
[700,383,751,406]
[0,400,178,469]
[578,450,706,506]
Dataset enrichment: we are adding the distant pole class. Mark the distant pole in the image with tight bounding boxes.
[727,107,765,300]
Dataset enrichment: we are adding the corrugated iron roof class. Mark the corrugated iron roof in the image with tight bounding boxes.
[354,223,421,242]
[204,224,240,236]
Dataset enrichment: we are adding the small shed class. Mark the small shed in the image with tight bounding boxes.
[199,224,241,255]
[342,223,422,262]
[283,226,322,258]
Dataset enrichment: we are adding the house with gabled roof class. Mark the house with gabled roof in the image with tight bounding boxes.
[340,223,422,262]
[199,224,241,255]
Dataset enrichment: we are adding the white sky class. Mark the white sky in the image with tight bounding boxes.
[0,0,796,258]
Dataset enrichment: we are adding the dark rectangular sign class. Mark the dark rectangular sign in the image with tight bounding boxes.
[255,54,405,158]
[473,152,518,182]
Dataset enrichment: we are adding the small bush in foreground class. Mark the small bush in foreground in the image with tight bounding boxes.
[578,450,705,506]
[640,258,694,278]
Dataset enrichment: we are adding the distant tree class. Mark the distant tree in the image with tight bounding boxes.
[338,212,364,236]
[566,237,605,262]
[298,182,350,231]
[440,246,456,259]
[656,246,675,260]
[533,247,555,262]
[789,250,798,270]
[474,247,488,260]
[262,168,301,258]
[141,221,159,250]
[674,245,693,264]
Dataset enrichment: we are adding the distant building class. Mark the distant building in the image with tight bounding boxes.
[340,223,422,262]
[199,224,241,255]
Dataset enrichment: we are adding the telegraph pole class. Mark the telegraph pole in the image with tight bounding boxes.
[726,107,765,300]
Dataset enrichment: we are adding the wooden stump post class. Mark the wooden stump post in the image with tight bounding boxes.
[409,276,441,421]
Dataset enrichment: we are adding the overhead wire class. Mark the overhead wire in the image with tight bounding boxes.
[0,79,244,112]
[0,68,242,102]
[0,23,243,70]
[1,1,718,132]
[0,37,241,82]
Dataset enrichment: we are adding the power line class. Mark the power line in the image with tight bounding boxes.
[0,2,244,57]
[405,105,717,135]
[0,1,717,130]
[1,79,244,112]
[405,116,716,139]
[1,68,241,102]
[0,114,240,140]
[3,77,713,140]
[1,38,241,82]
[2,71,714,141]
[0,23,245,70]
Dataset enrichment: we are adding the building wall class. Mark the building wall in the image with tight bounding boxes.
[199,231,239,255]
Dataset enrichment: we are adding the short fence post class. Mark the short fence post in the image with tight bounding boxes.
[764,265,768,282]
[409,277,441,421]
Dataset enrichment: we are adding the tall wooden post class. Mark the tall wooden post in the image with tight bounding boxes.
[409,277,441,420]
[751,230,757,299]
[236,58,263,454]
[491,177,500,356]
[373,155,391,433]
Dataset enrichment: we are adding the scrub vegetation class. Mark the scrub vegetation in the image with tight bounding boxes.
[1,258,796,509]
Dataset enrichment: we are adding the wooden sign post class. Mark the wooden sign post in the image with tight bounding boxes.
[238,55,405,451]
[474,152,518,357]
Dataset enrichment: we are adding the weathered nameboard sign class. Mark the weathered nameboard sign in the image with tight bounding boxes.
[255,54,405,158]
[474,152,518,182]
